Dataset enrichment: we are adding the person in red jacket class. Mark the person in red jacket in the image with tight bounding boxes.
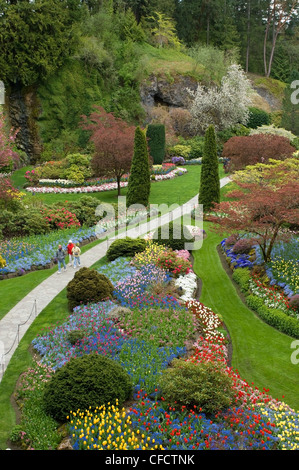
[67,240,75,266]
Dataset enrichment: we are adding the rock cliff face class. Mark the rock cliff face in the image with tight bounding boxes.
[7,83,42,163]
[139,73,198,119]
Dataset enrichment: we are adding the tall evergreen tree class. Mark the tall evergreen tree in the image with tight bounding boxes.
[198,125,220,213]
[126,126,151,208]
[0,0,83,159]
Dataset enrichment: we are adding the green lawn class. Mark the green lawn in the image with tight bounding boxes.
[192,222,299,411]
[22,165,206,207]
[10,166,33,189]
[13,163,227,210]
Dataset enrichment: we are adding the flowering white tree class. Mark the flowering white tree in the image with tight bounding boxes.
[188,64,253,133]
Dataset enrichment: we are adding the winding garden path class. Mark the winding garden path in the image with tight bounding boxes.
[0,176,231,381]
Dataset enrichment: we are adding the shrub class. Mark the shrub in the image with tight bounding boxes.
[37,161,66,180]
[189,137,205,159]
[232,238,254,255]
[244,295,299,338]
[223,134,296,172]
[245,294,264,312]
[106,237,147,261]
[65,153,91,168]
[289,295,299,313]
[56,196,102,227]
[156,249,192,277]
[153,222,195,251]
[250,125,297,141]
[158,359,235,415]
[232,268,251,293]
[0,208,50,238]
[42,353,133,422]
[247,107,270,129]
[225,234,239,246]
[169,144,191,160]
[41,207,81,230]
[146,124,166,164]
[64,164,85,184]
[66,267,114,311]
[257,305,299,339]
[171,156,185,165]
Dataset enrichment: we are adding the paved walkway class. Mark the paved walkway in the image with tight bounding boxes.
[0,177,231,380]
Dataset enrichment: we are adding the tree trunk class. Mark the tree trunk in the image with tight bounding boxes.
[6,82,42,164]
[117,175,121,196]
[266,31,279,77]
[265,224,281,262]
[246,0,251,73]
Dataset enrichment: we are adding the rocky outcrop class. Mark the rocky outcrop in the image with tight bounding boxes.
[252,85,282,111]
[6,83,42,163]
[140,73,198,118]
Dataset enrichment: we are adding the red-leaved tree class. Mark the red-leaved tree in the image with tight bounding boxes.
[81,106,135,196]
[207,177,299,263]
[0,112,19,172]
[223,134,295,172]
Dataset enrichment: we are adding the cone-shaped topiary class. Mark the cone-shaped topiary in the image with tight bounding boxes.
[146,123,165,164]
[66,267,114,311]
[42,353,133,422]
[126,126,151,208]
[198,125,220,212]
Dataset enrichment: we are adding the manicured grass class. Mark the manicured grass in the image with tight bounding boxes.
[10,166,33,189]
[192,222,299,411]
[23,165,205,207]
[0,269,56,321]
[23,165,226,213]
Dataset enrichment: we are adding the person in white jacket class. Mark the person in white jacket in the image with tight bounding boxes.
[72,243,81,269]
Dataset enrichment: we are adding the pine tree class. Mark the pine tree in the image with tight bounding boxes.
[198,125,220,213]
[126,126,151,208]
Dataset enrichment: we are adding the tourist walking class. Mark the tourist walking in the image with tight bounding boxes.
[67,239,75,266]
[72,243,81,269]
[56,244,67,274]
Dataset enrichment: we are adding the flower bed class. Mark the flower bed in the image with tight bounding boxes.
[221,236,299,297]
[221,236,299,338]
[12,239,299,451]
[0,207,155,278]
[0,226,101,278]
[25,167,187,194]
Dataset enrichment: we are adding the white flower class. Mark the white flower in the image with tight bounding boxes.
[175,271,197,302]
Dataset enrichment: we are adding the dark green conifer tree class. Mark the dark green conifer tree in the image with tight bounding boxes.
[198,125,220,212]
[146,124,165,164]
[126,126,151,208]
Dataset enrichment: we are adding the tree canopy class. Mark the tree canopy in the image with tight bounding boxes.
[0,0,83,86]
[207,175,299,263]
[81,106,135,195]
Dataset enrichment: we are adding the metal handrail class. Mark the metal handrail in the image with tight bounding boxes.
[0,300,37,378]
